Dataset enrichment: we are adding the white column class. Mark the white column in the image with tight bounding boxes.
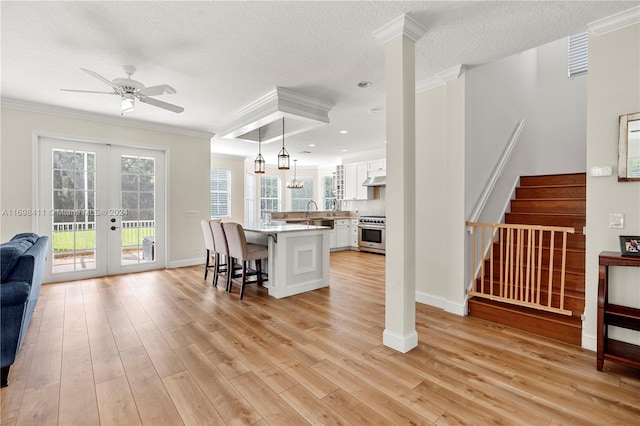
[374,15,427,353]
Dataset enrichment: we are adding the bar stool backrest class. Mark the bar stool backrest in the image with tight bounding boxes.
[201,219,216,252]
[222,222,248,260]
[210,220,230,256]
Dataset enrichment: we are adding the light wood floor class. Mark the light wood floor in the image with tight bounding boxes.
[1,251,639,425]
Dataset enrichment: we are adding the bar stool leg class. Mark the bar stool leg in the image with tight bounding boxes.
[213,253,220,287]
[226,257,234,292]
[204,249,211,280]
[240,261,248,300]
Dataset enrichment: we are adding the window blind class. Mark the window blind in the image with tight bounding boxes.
[210,168,231,218]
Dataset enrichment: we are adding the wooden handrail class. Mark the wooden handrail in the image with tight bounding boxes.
[467,222,574,316]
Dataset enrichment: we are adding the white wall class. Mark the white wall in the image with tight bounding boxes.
[584,23,640,350]
[535,38,588,174]
[465,48,538,220]
[414,75,467,315]
[0,107,211,268]
[211,153,246,224]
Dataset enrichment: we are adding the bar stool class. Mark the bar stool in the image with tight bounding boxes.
[210,220,235,289]
[222,222,268,299]
[200,219,217,281]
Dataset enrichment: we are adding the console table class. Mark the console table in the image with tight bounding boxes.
[597,251,640,371]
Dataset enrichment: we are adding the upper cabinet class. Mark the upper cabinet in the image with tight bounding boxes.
[367,159,386,176]
[344,162,368,200]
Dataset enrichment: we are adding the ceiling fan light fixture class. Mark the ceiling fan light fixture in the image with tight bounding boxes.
[121,94,135,114]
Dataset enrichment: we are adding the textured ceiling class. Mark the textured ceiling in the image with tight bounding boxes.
[1,1,635,166]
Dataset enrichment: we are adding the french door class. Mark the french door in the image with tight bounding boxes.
[37,137,165,282]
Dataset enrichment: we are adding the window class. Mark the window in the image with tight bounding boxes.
[322,175,336,210]
[291,177,314,211]
[568,32,588,78]
[210,168,231,218]
[260,176,281,221]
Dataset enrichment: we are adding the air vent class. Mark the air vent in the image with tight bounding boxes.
[568,32,588,78]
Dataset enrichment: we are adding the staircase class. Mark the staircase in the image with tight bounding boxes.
[468,173,586,345]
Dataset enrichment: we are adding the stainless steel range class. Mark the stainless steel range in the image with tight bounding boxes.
[358,216,385,254]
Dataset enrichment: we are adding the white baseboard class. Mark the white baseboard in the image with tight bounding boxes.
[383,329,418,353]
[416,291,467,316]
[581,333,597,351]
[169,258,204,268]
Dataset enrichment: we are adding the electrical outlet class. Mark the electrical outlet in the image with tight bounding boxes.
[195,248,200,255]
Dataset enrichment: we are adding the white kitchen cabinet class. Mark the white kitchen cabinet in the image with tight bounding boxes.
[335,219,350,248]
[329,228,337,249]
[344,162,368,200]
[350,219,359,248]
[367,159,386,174]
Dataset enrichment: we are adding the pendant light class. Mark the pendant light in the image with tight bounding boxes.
[277,117,290,170]
[287,159,304,189]
[254,127,265,174]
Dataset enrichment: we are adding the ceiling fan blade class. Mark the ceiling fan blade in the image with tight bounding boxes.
[80,68,120,90]
[138,84,177,96]
[61,89,115,94]
[138,96,184,113]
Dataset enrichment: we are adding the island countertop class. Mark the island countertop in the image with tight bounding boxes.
[243,223,330,233]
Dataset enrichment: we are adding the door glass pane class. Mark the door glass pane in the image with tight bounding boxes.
[120,155,156,265]
[51,149,96,273]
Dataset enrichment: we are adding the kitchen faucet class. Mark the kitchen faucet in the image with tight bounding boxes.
[306,200,318,215]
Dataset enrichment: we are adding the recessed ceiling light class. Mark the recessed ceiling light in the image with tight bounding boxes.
[341,149,348,152]
[339,130,348,134]
[357,81,372,88]
[308,144,316,147]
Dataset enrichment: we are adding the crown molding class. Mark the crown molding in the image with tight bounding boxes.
[588,5,640,36]
[373,13,428,44]
[219,86,334,144]
[416,64,466,93]
[1,98,215,139]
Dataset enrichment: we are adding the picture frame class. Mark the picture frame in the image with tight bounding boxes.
[619,235,640,257]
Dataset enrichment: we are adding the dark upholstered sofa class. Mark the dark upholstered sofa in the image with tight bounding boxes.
[0,233,48,387]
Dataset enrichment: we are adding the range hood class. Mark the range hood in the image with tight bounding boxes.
[362,176,386,187]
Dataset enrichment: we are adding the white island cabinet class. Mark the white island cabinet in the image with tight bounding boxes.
[244,223,331,298]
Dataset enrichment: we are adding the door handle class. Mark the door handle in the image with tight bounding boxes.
[110,226,120,231]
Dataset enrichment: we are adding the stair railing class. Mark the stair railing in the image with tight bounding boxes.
[467,222,574,316]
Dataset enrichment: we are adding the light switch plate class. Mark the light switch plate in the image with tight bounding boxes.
[590,165,613,177]
[610,213,624,229]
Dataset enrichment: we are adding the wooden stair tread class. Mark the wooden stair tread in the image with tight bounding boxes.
[468,298,582,346]
[513,198,586,201]
[519,173,586,187]
[472,282,585,298]
[469,298,582,324]
[505,212,585,217]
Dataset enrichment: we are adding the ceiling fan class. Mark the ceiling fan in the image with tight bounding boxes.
[61,65,184,114]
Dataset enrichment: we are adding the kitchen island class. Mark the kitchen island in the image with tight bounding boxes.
[243,223,331,298]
